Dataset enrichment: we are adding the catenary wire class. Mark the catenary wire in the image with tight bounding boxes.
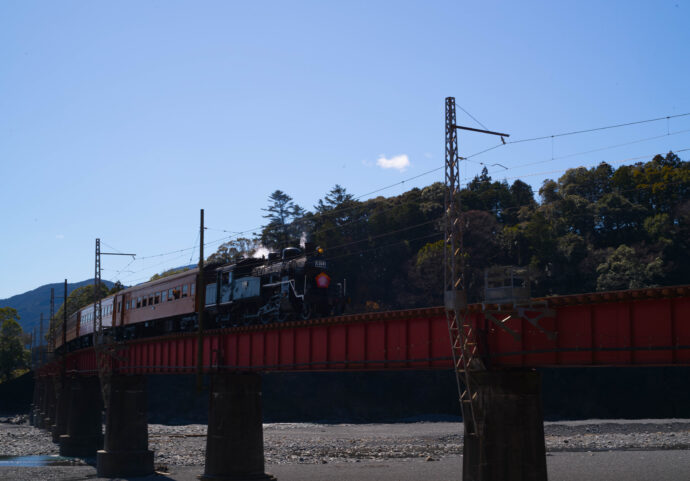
[507,112,690,145]
[111,145,688,283]
[103,113,690,276]
[456,103,490,131]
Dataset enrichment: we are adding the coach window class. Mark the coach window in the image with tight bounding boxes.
[162,291,167,302]
[154,292,160,304]
[191,283,195,296]
[174,287,181,300]
[137,297,142,308]
[117,301,121,313]
[168,288,173,300]
[125,300,129,310]
[149,295,154,305]
[182,284,188,298]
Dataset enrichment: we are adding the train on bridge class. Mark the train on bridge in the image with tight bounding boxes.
[56,243,347,353]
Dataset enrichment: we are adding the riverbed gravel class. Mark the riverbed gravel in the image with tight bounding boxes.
[2,417,689,466]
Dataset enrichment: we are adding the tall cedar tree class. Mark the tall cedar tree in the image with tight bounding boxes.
[260,190,305,250]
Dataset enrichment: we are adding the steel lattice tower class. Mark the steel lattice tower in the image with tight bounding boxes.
[444,97,478,438]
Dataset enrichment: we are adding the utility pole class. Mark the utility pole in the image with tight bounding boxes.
[62,280,67,371]
[196,209,205,392]
[31,328,36,369]
[94,239,101,347]
[93,239,136,408]
[50,288,55,358]
[39,313,44,366]
[443,97,509,471]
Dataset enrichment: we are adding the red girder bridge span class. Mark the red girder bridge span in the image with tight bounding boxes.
[32,284,690,481]
[43,284,690,376]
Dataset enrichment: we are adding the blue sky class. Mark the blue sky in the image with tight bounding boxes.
[1,1,688,300]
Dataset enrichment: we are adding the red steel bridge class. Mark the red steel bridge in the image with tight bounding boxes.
[33,94,690,480]
[38,284,690,377]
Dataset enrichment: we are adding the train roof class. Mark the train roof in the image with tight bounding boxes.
[77,294,114,314]
[119,267,200,295]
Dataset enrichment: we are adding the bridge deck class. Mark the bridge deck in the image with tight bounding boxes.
[42,285,690,376]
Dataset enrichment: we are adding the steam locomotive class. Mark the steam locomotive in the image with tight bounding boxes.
[56,243,346,353]
[205,243,346,326]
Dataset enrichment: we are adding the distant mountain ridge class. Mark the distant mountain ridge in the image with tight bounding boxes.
[0,279,115,336]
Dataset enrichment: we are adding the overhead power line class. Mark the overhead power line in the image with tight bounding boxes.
[107,111,690,279]
[483,129,690,173]
[456,103,489,131]
[508,112,690,145]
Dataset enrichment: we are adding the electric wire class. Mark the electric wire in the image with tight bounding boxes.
[481,148,690,183]
[322,232,443,263]
[456,103,489,131]
[101,111,690,282]
[490,129,690,174]
[318,218,441,254]
[106,145,688,284]
[190,112,690,249]
[507,112,690,145]
[101,242,125,254]
[188,231,200,265]
[113,146,689,284]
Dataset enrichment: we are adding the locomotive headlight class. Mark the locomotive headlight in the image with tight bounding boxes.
[315,272,331,288]
[317,247,324,254]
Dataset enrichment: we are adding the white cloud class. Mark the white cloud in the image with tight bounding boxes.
[376,154,410,172]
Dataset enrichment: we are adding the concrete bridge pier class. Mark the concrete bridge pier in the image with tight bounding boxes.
[463,369,547,481]
[51,377,69,443]
[97,375,154,478]
[202,373,275,481]
[29,375,40,426]
[41,378,56,432]
[31,377,45,428]
[59,376,103,457]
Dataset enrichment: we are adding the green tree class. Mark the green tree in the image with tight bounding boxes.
[314,184,355,220]
[260,190,306,249]
[595,192,646,246]
[460,210,503,301]
[461,167,514,222]
[149,267,191,282]
[559,163,613,203]
[312,185,368,302]
[207,237,258,264]
[596,245,663,291]
[407,239,444,306]
[109,281,125,295]
[0,308,29,382]
[54,283,112,329]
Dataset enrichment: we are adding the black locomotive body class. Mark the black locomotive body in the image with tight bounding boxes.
[205,244,346,326]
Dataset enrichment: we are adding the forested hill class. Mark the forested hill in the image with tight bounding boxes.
[0,279,114,336]
[6,153,686,332]
[240,152,689,311]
